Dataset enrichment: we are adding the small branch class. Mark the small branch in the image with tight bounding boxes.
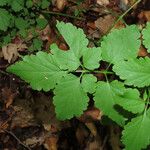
[42,10,84,20]
[0,70,10,76]
[4,129,31,150]
[75,70,114,74]
[108,0,141,32]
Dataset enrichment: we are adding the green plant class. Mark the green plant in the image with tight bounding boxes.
[0,0,50,50]
[7,21,150,150]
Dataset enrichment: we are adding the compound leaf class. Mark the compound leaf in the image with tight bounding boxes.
[94,80,126,126]
[81,74,97,94]
[0,0,10,6]
[101,25,140,63]
[115,88,145,114]
[83,47,102,70]
[0,8,11,31]
[142,22,150,53]
[50,43,80,71]
[122,110,150,150]
[11,0,24,12]
[113,57,150,87]
[56,21,88,58]
[53,74,89,120]
[15,17,29,30]
[7,52,67,91]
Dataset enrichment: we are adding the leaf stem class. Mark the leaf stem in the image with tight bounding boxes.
[75,70,114,74]
[41,10,84,20]
[144,87,150,113]
[108,0,141,32]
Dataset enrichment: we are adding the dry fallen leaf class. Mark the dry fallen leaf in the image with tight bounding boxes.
[79,107,102,123]
[1,87,17,108]
[95,15,115,35]
[138,11,150,22]
[56,0,67,10]
[138,45,149,57]
[11,99,36,128]
[2,43,27,63]
[44,136,58,150]
[97,0,109,6]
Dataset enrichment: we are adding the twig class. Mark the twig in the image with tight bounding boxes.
[42,10,85,20]
[108,0,141,32]
[0,70,10,76]
[4,129,32,150]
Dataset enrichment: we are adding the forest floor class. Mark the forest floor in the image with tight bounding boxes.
[0,0,150,149]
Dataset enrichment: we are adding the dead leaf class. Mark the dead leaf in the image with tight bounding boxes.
[44,136,58,150]
[97,0,109,6]
[138,11,150,22]
[138,45,149,57]
[114,20,126,29]
[56,0,67,10]
[1,87,17,108]
[119,0,129,11]
[2,43,27,63]
[24,134,46,148]
[11,99,36,128]
[95,15,115,35]
[79,107,102,123]
[58,43,68,51]
[109,126,122,150]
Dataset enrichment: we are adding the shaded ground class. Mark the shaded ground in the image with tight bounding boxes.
[0,0,150,149]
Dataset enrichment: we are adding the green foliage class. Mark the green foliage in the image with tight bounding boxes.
[7,21,150,150]
[81,74,97,94]
[142,22,150,53]
[0,8,11,31]
[122,109,150,150]
[0,0,50,49]
[115,89,145,114]
[113,57,150,87]
[7,51,67,91]
[101,25,140,63]
[94,80,126,126]
[54,74,89,119]
[83,47,102,70]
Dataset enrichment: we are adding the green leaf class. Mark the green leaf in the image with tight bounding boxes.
[41,0,50,9]
[115,89,145,114]
[0,0,10,6]
[15,18,29,30]
[101,25,140,63]
[7,52,67,91]
[56,21,88,58]
[147,108,150,118]
[53,74,89,120]
[81,74,97,94]
[26,0,33,8]
[50,44,80,71]
[3,35,11,45]
[94,80,126,126]
[142,22,150,53]
[113,57,150,87]
[83,47,102,70]
[36,18,48,29]
[32,38,43,51]
[11,0,24,12]
[122,110,150,150]
[0,8,11,31]
[19,29,28,38]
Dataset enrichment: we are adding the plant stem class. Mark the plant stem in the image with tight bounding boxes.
[75,70,114,74]
[108,0,141,32]
[143,87,150,113]
[42,10,84,20]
